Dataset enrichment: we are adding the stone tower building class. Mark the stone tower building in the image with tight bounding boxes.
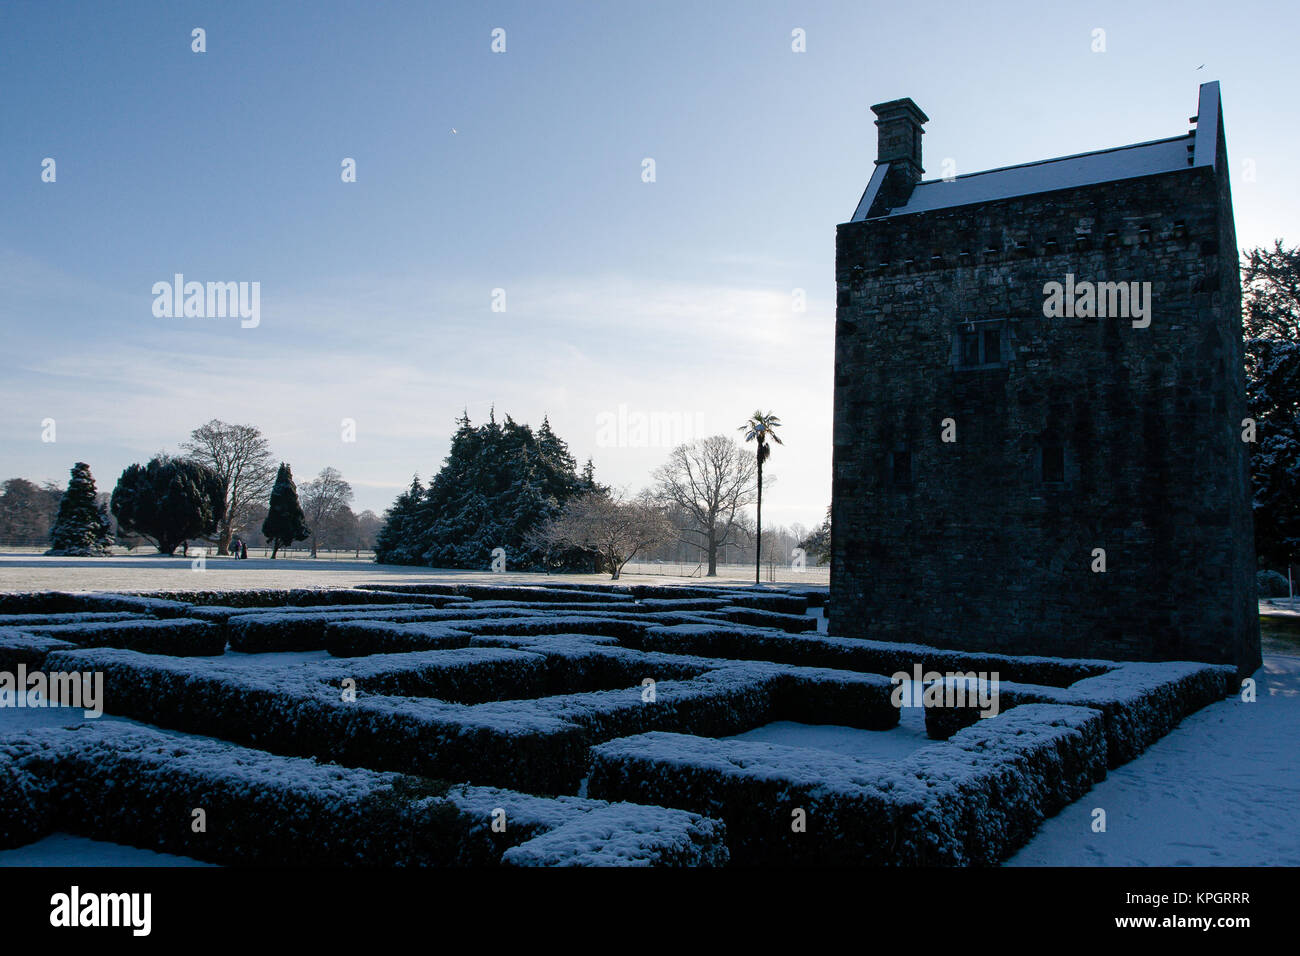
[830,83,1260,676]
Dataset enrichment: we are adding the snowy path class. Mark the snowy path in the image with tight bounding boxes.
[1009,653,1300,866]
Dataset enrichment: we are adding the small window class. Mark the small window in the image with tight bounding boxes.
[954,321,1008,371]
[1041,445,1065,484]
[982,328,1002,364]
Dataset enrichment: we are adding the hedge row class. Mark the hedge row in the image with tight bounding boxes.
[16,619,225,657]
[0,592,190,617]
[227,607,470,652]
[4,725,727,866]
[0,734,52,849]
[42,646,591,794]
[324,621,475,657]
[900,705,1107,865]
[634,623,1112,688]
[587,704,1106,865]
[358,583,633,604]
[0,612,148,627]
[126,587,465,608]
[0,630,77,670]
[712,606,818,633]
[39,646,880,794]
[922,661,1236,766]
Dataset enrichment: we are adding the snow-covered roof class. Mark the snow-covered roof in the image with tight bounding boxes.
[851,82,1222,222]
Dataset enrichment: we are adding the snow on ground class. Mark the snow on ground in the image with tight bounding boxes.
[0,552,813,592]
[726,708,930,761]
[218,650,333,669]
[0,833,211,867]
[0,691,121,732]
[1008,653,1300,866]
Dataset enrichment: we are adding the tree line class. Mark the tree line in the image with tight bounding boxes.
[3,419,379,558]
[373,409,820,580]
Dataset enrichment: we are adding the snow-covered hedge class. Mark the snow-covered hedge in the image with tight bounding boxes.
[1053,662,1235,766]
[587,730,923,865]
[343,646,551,703]
[38,647,854,794]
[588,704,1106,865]
[0,611,148,628]
[900,705,1107,865]
[768,667,899,729]
[126,587,466,608]
[713,606,818,633]
[922,661,1236,767]
[359,583,633,604]
[0,591,191,617]
[17,618,225,656]
[455,613,653,644]
[499,801,727,866]
[637,623,1111,688]
[41,647,591,794]
[0,630,77,670]
[0,735,53,849]
[227,606,465,652]
[5,724,727,865]
[324,620,475,657]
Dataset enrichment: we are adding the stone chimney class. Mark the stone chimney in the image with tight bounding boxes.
[871,98,928,211]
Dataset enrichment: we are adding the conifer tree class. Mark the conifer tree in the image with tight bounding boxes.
[46,462,112,556]
[374,474,424,563]
[261,462,310,558]
[111,456,226,555]
[375,411,593,570]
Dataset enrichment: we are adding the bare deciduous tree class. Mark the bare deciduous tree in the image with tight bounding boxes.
[653,435,757,576]
[299,466,354,558]
[535,490,671,579]
[181,420,276,555]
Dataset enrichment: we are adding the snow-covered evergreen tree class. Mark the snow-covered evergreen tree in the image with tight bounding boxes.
[46,462,112,556]
[1245,241,1300,566]
[374,411,593,570]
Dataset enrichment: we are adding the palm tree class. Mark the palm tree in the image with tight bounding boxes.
[739,411,783,584]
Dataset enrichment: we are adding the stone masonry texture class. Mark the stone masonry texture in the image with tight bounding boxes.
[830,99,1261,677]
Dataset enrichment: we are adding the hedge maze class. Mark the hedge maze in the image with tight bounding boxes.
[0,582,1236,866]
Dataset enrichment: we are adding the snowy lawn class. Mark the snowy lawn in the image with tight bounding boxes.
[0,553,819,594]
[1008,653,1300,866]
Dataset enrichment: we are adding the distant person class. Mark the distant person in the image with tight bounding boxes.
[230,537,242,558]
[241,541,248,560]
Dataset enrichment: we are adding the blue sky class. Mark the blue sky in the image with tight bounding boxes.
[2,0,1296,528]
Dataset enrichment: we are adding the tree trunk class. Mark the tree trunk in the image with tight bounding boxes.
[707,533,717,576]
[218,520,232,557]
[271,542,279,559]
[755,455,763,585]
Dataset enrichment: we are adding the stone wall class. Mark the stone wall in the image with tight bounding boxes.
[830,162,1261,675]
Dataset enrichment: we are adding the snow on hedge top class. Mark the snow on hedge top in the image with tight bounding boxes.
[593,729,928,802]
[8,723,413,802]
[500,801,726,867]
